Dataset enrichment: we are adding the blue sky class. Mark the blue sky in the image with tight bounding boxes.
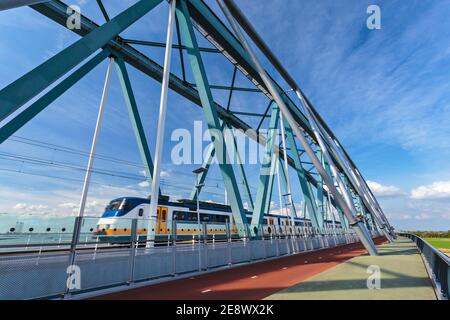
[0,0,450,231]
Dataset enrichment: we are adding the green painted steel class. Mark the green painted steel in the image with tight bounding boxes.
[263,152,277,217]
[315,149,326,227]
[0,0,163,122]
[114,58,156,188]
[277,157,298,218]
[225,122,254,211]
[189,142,215,201]
[0,50,109,144]
[186,0,314,139]
[31,1,325,195]
[283,115,320,229]
[188,120,254,210]
[251,102,279,227]
[322,154,348,229]
[176,0,247,226]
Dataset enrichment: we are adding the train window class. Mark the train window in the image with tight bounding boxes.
[105,200,121,211]
[161,209,167,222]
[138,208,144,217]
[188,212,198,221]
[201,213,210,222]
[173,211,187,221]
[263,219,268,225]
[121,201,133,211]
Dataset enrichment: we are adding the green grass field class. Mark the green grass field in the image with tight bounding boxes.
[423,238,450,249]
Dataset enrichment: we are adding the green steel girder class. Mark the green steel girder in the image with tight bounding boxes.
[324,156,348,229]
[283,114,321,229]
[189,143,215,201]
[0,50,110,144]
[185,0,316,140]
[29,1,326,196]
[188,120,254,210]
[315,149,326,226]
[188,121,228,201]
[114,58,156,190]
[176,0,247,226]
[277,156,298,219]
[251,102,279,228]
[263,152,277,218]
[225,122,254,211]
[0,0,383,235]
[0,0,163,123]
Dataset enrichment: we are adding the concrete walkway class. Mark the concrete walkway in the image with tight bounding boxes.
[266,237,436,300]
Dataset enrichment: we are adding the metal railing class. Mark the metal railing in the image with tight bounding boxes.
[399,233,449,300]
[0,215,382,299]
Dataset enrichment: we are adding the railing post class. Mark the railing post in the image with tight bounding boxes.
[261,224,267,259]
[226,221,232,266]
[246,224,252,262]
[172,220,177,276]
[128,219,138,284]
[203,222,208,270]
[65,216,83,297]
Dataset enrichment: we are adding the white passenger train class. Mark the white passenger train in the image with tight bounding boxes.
[94,195,341,243]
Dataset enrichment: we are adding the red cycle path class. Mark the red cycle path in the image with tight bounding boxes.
[95,237,386,300]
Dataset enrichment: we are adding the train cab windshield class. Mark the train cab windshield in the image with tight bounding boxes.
[105,199,122,211]
[102,199,134,217]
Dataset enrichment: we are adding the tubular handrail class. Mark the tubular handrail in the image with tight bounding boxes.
[399,232,449,300]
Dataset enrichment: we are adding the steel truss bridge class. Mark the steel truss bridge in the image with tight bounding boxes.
[1,0,434,300]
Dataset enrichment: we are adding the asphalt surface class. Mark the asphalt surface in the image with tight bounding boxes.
[94,237,386,300]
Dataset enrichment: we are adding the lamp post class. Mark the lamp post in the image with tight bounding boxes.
[193,167,207,271]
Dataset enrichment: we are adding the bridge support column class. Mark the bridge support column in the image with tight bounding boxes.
[77,57,114,218]
[148,0,176,246]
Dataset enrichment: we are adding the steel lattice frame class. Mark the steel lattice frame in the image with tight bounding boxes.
[0,0,395,254]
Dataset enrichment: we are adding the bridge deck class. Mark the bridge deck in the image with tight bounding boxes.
[94,238,387,300]
[267,237,436,300]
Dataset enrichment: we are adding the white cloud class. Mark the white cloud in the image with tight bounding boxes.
[410,181,450,200]
[414,213,431,220]
[12,203,49,214]
[138,171,170,188]
[367,181,403,197]
[58,202,78,209]
[161,170,170,177]
[138,181,150,188]
[13,203,27,210]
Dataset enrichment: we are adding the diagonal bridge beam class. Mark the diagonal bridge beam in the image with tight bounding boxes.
[6,0,328,197]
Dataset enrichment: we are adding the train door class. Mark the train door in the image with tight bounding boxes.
[156,207,169,235]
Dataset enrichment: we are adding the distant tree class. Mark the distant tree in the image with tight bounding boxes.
[404,230,450,238]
